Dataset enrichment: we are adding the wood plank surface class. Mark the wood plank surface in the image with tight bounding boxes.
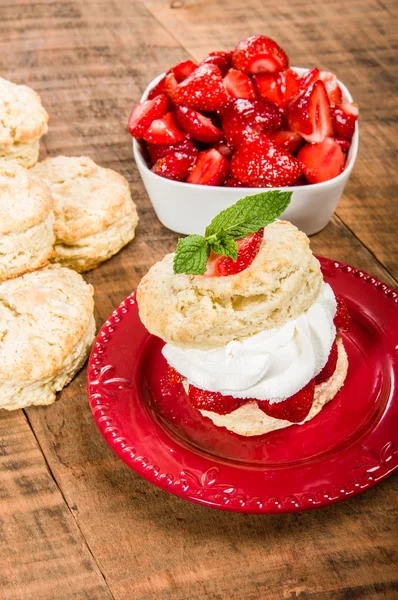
[0,1,397,599]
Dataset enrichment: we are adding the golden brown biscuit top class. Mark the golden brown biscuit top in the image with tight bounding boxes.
[0,78,49,145]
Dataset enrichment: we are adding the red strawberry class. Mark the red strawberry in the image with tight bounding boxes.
[231,134,302,187]
[224,176,245,187]
[151,151,197,181]
[300,68,343,105]
[175,106,223,143]
[291,175,308,186]
[213,141,233,159]
[257,379,315,423]
[298,137,345,184]
[163,72,179,102]
[187,148,229,186]
[147,137,198,163]
[269,129,303,155]
[223,69,256,99]
[288,81,333,143]
[332,103,359,141]
[334,296,352,332]
[222,98,282,148]
[201,51,232,76]
[167,364,184,386]
[333,137,351,153]
[232,35,289,74]
[173,64,229,112]
[148,76,167,100]
[188,385,246,415]
[143,112,185,145]
[315,340,338,385]
[127,95,168,139]
[170,60,198,82]
[253,68,300,108]
[205,229,263,276]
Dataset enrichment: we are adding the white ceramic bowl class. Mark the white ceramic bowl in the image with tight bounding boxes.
[133,67,358,236]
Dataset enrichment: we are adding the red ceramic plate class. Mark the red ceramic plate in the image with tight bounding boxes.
[87,258,398,513]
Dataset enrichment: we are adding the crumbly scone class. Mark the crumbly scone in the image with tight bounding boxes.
[0,162,55,282]
[199,338,348,436]
[0,78,48,167]
[32,155,139,272]
[0,264,95,410]
[138,220,322,349]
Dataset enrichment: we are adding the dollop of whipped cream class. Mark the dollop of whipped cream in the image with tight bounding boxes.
[162,282,337,403]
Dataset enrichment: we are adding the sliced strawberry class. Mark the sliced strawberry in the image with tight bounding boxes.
[334,296,352,332]
[269,130,303,155]
[333,137,351,153]
[148,76,167,100]
[300,68,343,104]
[291,175,308,186]
[201,51,232,76]
[189,385,247,415]
[232,35,289,74]
[223,69,256,99]
[224,176,245,187]
[231,134,302,187]
[315,340,338,385]
[253,68,300,108]
[143,112,185,145]
[163,72,179,102]
[147,137,198,163]
[205,229,264,276]
[213,141,233,159]
[221,98,282,148]
[173,64,229,112]
[151,151,197,181]
[175,106,223,143]
[332,103,359,141]
[257,379,315,423]
[298,137,345,184]
[127,95,168,139]
[167,364,184,386]
[186,148,229,186]
[288,80,333,143]
[171,60,198,82]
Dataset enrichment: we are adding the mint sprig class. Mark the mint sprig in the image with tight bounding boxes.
[173,190,292,275]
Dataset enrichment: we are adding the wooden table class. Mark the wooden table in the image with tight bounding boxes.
[1,1,397,598]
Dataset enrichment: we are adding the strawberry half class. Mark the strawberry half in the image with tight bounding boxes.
[147,136,198,163]
[173,64,229,112]
[315,340,338,384]
[171,60,198,82]
[288,80,333,143]
[189,385,247,415]
[167,364,184,386]
[257,379,315,423]
[163,72,179,102]
[269,129,304,155]
[232,35,289,74]
[333,137,351,153]
[298,137,345,184]
[224,176,245,187]
[205,229,264,276]
[332,103,359,141]
[187,148,229,186]
[231,134,302,187]
[201,51,232,76]
[223,69,256,99]
[334,296,352,332]
[148,76,167,100]
[143,112,185,145]
[151,151,197,181]
[221,98,282,148]
[300,68,343,104]
[127,94,168,139]
[176,106,223,143]
[253,68,300,108]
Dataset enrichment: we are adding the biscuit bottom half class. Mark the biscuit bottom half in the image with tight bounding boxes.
[192,338,348,437]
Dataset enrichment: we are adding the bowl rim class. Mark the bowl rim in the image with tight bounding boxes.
[132,66,359,192]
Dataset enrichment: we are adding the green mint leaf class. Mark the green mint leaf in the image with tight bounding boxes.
[209,233,238,261]
[173,235,210,275]
[205,191,292,240]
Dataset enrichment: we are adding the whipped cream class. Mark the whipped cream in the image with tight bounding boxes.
[162,282,337,403]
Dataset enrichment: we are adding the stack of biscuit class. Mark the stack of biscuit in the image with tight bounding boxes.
[0,78,139,410]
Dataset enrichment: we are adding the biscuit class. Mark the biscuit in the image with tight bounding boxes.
[0,78,48,167]
[138,221,322,349]
[0,162,55,282]
[0,265,95,410]
[200,338,348,436]
[32,156,139,272]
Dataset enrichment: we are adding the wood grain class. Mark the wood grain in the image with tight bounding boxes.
[0,1,397,599]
